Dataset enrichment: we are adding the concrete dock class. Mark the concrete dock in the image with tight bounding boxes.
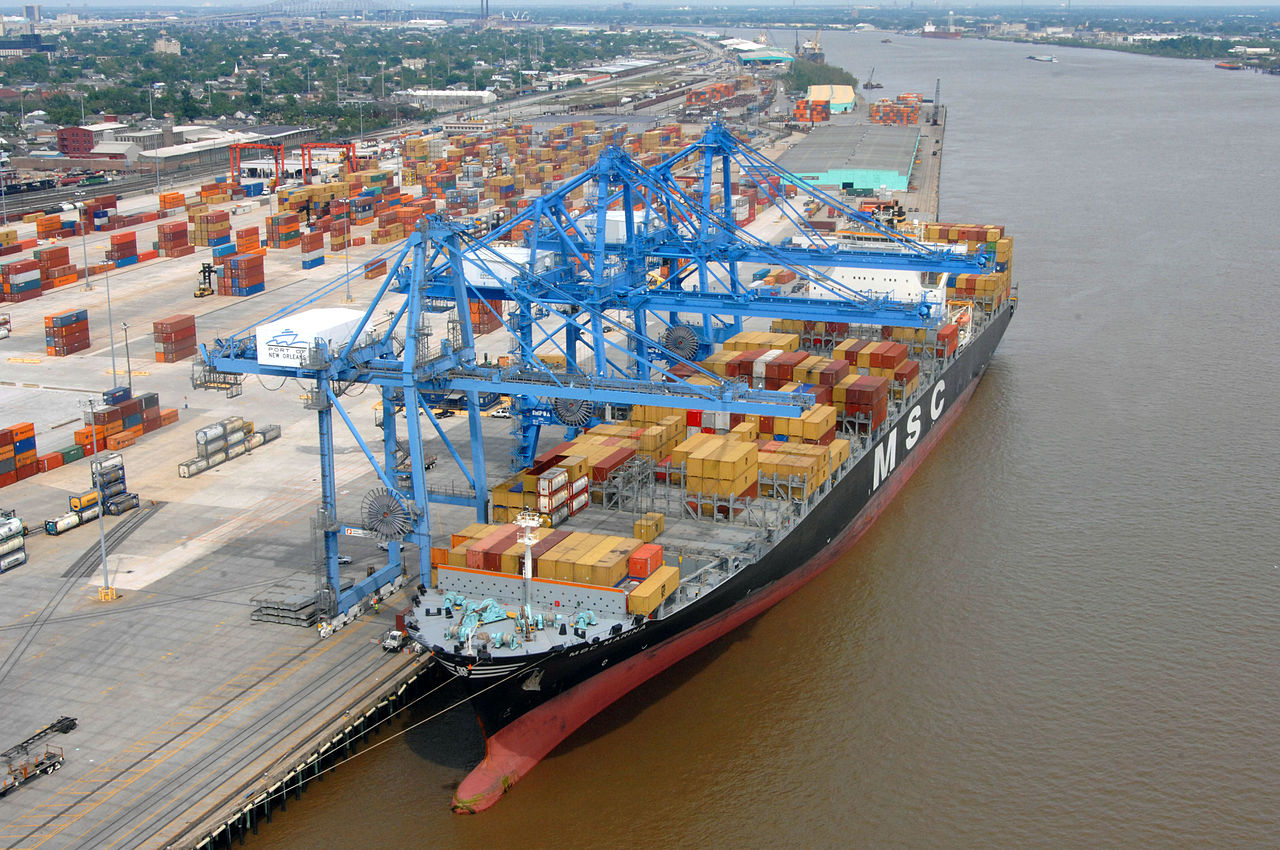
[0,178,511,848]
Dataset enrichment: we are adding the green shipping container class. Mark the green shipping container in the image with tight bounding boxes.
[59,444,85,462]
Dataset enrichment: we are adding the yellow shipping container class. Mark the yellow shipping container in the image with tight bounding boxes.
[627,565,680,616]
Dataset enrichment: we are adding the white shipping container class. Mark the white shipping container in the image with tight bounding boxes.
[0,536,24,556]
[196,423,225,444]
[0,549,26,571]
[49,513,80,534]
[0,517,23,540]
[753,349,781,378]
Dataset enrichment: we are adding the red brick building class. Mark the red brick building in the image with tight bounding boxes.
[56,126,92,156]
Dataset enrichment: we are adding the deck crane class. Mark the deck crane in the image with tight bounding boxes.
[195,123,989,620]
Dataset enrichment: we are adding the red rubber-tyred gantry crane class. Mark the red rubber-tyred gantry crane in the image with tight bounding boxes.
[300,142,356,185]
[229,143,285,191]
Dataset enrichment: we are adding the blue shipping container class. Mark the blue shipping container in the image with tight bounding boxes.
[104,385,132,404]
[51,309,88,328]
[209,235,231,247]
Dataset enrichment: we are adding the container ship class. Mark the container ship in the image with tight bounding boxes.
[921,20,963,39]
[406,218,1017,810]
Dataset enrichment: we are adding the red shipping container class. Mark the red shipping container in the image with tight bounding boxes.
[627,543,664,578]
[591,447,636,482]
[153,325,197,344]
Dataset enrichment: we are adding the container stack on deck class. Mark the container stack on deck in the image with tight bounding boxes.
[44,308,89,357]
[869,93,922,125]
[921,223,1015,308]
[153,313,198,363]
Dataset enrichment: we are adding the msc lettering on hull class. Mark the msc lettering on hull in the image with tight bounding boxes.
[872,379,946,492]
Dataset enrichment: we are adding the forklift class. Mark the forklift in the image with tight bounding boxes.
[194,263,216,298]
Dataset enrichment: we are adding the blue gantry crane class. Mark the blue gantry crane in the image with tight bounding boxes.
[195,122,989,619]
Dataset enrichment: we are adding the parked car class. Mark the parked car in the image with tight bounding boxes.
[491,407,511,419]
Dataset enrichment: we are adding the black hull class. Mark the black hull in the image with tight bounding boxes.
[439,303,1013,738]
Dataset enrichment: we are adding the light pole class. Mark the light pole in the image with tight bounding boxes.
[104,262,118,387]
[83,397,113,599]
[358,101,364,144]
[121,321,132,391]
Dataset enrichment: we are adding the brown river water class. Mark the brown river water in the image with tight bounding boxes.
[247,32,1280,849]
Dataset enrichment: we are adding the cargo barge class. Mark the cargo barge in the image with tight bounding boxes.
[407,226,1016,811]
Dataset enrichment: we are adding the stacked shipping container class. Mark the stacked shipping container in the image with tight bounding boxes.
[153,313,198,363]
[220,254,265,296]
[191,210,232,247]
[45,308,90,356]
[299,231,325,269]
[158,221,194,258]
[0,422,37,486]
[2,258,42,302]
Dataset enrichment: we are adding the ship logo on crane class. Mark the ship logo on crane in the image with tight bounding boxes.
[266,329,301,347]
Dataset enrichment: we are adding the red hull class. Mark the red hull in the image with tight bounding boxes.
[452,372,986,812]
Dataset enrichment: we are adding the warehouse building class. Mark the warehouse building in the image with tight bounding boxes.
[775,123,920,194]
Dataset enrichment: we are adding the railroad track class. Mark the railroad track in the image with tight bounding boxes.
[61,500,166,579]
[4,631,408,849]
